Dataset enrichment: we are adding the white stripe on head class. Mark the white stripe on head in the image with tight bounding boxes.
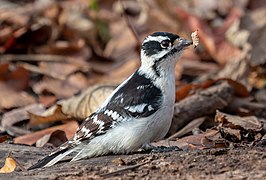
[143,36,170,44]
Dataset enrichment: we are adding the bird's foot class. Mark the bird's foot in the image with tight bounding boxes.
[139,144,181,153]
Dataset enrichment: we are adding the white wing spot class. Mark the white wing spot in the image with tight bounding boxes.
[125,104,147,113]
[85,132,93,138]
[104,109,124,122]
[107,110,113,116]
[148,105,154,111]
[137,85,145,90]
[80,126,90,136]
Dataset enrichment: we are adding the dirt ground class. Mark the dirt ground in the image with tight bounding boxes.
[0,143,265,179]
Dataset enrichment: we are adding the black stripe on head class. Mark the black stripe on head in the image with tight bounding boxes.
[152,47,180,77]
[142,40,162,56]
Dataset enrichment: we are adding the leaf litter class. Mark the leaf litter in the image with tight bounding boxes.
[0,0,265,178]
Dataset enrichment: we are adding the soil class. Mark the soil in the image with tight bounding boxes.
[0,143,265,179]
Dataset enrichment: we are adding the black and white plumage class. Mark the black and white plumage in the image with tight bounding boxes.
[28,32,192,169]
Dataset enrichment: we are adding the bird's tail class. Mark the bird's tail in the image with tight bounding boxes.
[28,144,79,170]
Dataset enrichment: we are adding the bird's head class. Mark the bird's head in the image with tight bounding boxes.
[140,32,192,77]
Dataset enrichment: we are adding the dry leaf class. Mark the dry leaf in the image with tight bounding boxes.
[215,111,263,132]
[215,111,263,142]
[153,129,227,150]
[0,135,12,143]
[104,24,138,62]
[36,130,68,148]
[33,73,88,98]
[0,156,16,173]
[168,117,205,140]
[59,85,116,119]
[1,104,45,130]
[38,95,57,107]
[191,29,199,48]
[39,61,80,78]
[14,120,79,145]
[29,105,69,126]
[0,83,35,110]
[30,84,116,125]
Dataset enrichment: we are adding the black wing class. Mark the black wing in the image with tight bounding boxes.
[71,70,163,142]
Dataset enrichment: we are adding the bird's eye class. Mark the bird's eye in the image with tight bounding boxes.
[160,40,171,48]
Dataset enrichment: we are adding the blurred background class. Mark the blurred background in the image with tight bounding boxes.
[0,0,265,150]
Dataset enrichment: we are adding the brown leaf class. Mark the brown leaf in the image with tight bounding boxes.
[175,79,215,101]
[6,66,29,91]
[0,64,29,91]
[33,73,88,98]
[168,117,205,140]
[103,25,138,62]
[0,135,12,143]
[215,111,263,142]
[0,63,9,81]
[14,120,79,145]
[219,79,249,97]
[59,85,116,119]
[39,95,57,107]
[36,130,68,148]
[153,129,227,150]
[29,85,116,125]
[29,105,68,126]
[0,156,16,173]
[108,59,139,83]
[39,61,80,78]
[0,83,35,110]
[1,103,45,131]
[215,110,263,132]
[175,7,242,65]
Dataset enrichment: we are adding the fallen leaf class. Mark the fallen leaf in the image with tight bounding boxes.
[29,84,116,125]
[1,104,45,131]
[215,110,263,132]
[38,95,57,107]
[175,7,242,65]
[175,79,215,101]
[0,156,16,173]
[36,130,68,148]
[5,66,30,91]
[153,129,227,150]
[0,82,35,110]
[0,135,12,143]
[33,73,88,98]
[215,110,263,142]
[0,64,29,91]
[104,24,138,62]
[14,120,79,146]
[39,61,80,78]
[168,117,205,140]
[29,105,69,126]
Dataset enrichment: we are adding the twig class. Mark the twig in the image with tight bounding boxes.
[100,160,150,178]
[0,54,72,63]
[9,153,27,172]
[168,117,205,140]
[0,54,91,72]
[119,0,141,48]
[18,62,66,81]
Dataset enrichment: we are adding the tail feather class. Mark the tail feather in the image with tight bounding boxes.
[28,148,72,170]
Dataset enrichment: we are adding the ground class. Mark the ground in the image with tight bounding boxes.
[0,144,265,179]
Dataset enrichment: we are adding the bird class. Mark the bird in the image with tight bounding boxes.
[28,32,192,170]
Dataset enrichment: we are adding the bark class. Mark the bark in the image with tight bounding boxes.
[168,81,234,135]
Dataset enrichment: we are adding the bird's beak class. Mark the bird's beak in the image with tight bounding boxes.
[173,38,193,47]
[181,39,193,47]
